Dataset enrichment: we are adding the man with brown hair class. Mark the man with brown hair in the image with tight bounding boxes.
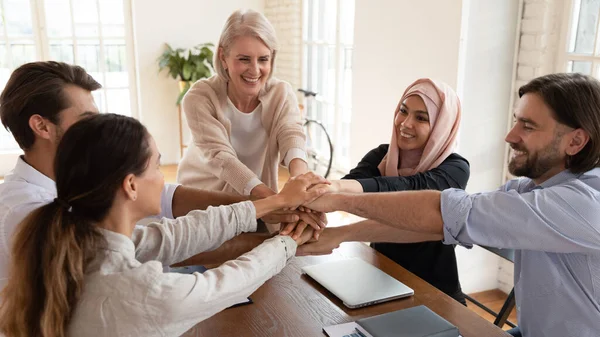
[299,73,600,337]
[0,61,321,287]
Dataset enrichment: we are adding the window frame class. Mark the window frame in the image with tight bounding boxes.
[555,0,600,75]
[0,0,138,176]
[301,0,354,171]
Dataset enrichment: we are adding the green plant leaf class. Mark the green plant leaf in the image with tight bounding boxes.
[182,63,192,81]
[158,57,170,70]
[196,63,210,79]
[157,42,215,97]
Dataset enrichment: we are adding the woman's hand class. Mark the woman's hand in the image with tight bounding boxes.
[278,172,330,209]
[280,211,328,240]
[296,227,344,256]
[251,173,329,220]
[295,181,341,213]
[325,180,363,194]
[293,227,317,246]
[281,211,327,238]
[260,210,300,225]
[301,185,337,213]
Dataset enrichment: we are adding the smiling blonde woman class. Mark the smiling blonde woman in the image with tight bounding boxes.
[177,9,308,200]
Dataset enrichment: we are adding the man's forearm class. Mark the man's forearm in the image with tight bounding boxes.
[323,190,444,234]
[339,219,443,243]
[296,219,442,256]
[171,233,272,267]
[172,186,248,217]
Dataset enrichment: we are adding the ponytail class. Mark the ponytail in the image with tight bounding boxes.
[0,199,103,337]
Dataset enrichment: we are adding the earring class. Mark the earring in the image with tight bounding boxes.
[133,195,137,201]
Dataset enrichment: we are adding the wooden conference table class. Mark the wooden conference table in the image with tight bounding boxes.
[185,242,509,337]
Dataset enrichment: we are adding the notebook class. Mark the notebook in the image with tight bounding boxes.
[301,258,414,308]
[323,305,460,337]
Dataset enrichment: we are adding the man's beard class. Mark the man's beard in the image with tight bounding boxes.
[508,136,563,179]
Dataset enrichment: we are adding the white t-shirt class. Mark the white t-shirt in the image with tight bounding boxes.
[225,98,268,193]
[225,98,307,195]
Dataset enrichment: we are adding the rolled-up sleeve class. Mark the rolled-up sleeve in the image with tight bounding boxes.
[283,148,307,168]
[440,188,474,248]
[440,183,600,253]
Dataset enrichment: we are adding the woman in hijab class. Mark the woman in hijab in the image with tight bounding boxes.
[322,78,469,304]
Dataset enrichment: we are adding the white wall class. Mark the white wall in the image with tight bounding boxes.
[350,0,463,167]
[457,0,519,194]
[351,0,520,294]
[454,0,521,293]
[131,0,265,164]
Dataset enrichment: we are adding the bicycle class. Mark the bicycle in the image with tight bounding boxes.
[298,88,334,179]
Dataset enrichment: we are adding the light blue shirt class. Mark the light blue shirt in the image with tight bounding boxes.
[441,168,600,337]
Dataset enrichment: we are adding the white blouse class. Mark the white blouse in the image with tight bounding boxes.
[67,201,296,336]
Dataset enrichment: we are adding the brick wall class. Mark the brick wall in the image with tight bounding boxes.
[515,0,563,91]
[264,0,303,92]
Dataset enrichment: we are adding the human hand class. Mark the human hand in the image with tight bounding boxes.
[296,227,344,256]
[261,210,301,224]
[279,172,330,209]
[293,226,317,246]
[280,211,328,240]
[302,185,337,213]
[296,182,338,213]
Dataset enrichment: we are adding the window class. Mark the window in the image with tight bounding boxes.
[302,0,355,171]
[560,0,600,76]
[0,0,136,174]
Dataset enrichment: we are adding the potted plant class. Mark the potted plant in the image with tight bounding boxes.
[158,42,215,104]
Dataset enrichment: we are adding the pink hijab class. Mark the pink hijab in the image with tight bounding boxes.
[378,78,461,176]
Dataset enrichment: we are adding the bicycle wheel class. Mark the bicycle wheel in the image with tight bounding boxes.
[303,119,333,178]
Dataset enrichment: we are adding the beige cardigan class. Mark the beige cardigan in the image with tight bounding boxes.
[177,75,306,194]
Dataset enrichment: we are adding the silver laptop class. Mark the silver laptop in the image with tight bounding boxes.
[301,258,414,309]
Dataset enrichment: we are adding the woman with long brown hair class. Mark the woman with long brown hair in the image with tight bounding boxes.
[0,113,326,337]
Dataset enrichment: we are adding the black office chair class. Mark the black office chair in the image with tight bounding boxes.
[463,246,516,329]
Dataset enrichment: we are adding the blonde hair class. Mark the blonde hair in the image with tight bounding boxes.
[215,9,279,80]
